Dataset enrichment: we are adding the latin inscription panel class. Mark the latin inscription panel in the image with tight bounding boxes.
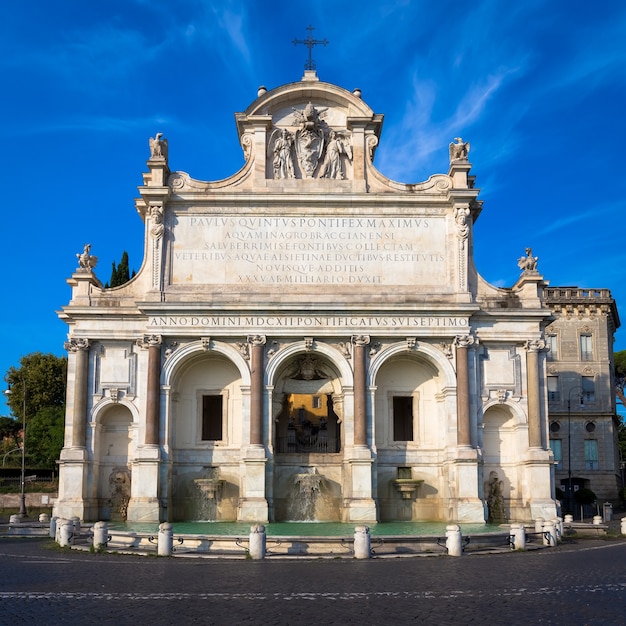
[170,214,447,286]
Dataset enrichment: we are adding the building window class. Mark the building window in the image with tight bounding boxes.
[202,394,223,441]
[581,376,595,402]
[550,439,563,470]
[585,421,596,433]
[580,334,593,361]
[393,396,414,441]
[550,421,561,433]
[546,334,558,360]
[547,376,560,402]
[312,395,322,409]
[584,439,598,470]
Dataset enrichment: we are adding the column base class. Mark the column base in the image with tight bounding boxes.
[126,497,161,523]
[237,498,269,523]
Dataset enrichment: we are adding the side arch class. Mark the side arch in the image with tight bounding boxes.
[162,340,252,387]
[265,340,353,387]
[370,341,456,387]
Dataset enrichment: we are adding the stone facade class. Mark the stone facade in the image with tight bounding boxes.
[543,287,621,507]
[56,71,566,524]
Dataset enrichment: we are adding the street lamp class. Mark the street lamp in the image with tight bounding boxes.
[566,386,584,515]
[4,382,27,519]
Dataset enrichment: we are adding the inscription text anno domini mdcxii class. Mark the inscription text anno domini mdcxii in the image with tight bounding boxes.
[148,315,469,331]
[171,215,447,286]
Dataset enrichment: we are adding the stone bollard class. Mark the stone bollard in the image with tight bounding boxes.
[249,524,266,560]
[534,518,544,534]
[71,516,82,542]
[59,520,74,547]
[553,517,563,540]
[445,524,463,557]
[158,522,174,556]
[510,523,526,550]
[93,521,109,550]
[49,516,58,539]
[39,513,50,524]
[9,514,21,525]
[353,526,371,559]
[55,518,66,543]
[592,515,603,525]
[564,514,573,524]
[543,521,557,546]
[620,517,626,536]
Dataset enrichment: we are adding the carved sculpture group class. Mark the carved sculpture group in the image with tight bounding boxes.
[269,103,352,180]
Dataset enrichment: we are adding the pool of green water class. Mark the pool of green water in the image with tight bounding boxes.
[111,521,504,537]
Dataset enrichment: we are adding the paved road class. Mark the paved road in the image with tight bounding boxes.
[0,537,625,625]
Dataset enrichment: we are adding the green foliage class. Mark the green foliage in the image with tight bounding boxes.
[26,406,65,468]
[574,488,596,505]
[0,416,21,447]
[4,353,67,470]
[108,251,134,288]
[5,353,67,422]
[614,350,626,378]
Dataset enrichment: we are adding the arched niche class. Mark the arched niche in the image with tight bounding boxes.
[271,348,345,455]
[96,403,134,521]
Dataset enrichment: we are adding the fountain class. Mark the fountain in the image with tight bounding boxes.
[289,467,325,521]
[192,468,225,521]
[392,468,424,509]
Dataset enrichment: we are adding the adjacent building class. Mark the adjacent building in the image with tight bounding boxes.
[544,287,621,510]
[54,70,619,525]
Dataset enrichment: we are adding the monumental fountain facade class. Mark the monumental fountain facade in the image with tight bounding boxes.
[55,70,559,525]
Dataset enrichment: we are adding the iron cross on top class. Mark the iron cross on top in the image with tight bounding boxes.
[293,25,328,70]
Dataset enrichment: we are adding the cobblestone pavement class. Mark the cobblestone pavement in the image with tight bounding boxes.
[0,537,624,625]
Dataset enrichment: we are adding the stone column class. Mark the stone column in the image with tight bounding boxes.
[352,335,370,447]
[238,335,268,522]
[64,338,90,448]
[526,339,546,449]
[248,335,266,446]
[454,334,474,447]
[125,335,162,523]
[144,335,163,446]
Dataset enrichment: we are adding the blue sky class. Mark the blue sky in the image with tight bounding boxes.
[2,0,625,412]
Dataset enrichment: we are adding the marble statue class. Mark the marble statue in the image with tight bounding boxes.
[77,243,98,271]
[292,102,327,176]
[149,132,168,159]
[270,129,296,179]
[320,131,352,179]
[517,247,538,272]
[449,137,470,161]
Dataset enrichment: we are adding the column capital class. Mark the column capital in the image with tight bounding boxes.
[137,334,163,349]
[247,334,267,347]
[525,338,547,353]
[454,333,475,349]
[352,335,370,347]
[64,337,89,352]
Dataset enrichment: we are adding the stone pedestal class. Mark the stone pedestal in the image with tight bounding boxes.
[54,447,89,520]
[449,452,486,523]
[237,446,269,522]
[345,449,377,523]
[126,446,161,523]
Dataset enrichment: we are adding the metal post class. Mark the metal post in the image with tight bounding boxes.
[18,383,26,518]
[566,387,584,516]
[3,380,27,519]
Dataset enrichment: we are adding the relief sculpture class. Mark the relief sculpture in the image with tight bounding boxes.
[269,128,296,179]
[269,102,353,180]
[292,102,327,177]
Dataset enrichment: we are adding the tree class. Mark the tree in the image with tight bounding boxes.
[106,251,135,288]
[4,353,67,469]
[26,406,65,468]
[5,353,67,422]
[614,350,626,476]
